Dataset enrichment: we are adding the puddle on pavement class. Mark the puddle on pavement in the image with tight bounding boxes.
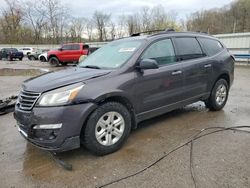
[0,68,47,76]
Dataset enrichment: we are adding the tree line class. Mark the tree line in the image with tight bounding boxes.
[186,0,250,34]
[0,0,249,44]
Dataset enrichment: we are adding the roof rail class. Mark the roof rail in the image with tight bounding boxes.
[131,29,165,37]
[131,28,176,37]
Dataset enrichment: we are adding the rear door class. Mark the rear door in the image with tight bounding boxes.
[71,44,81,61]
[134,38,184,114]
[173,37,210,99]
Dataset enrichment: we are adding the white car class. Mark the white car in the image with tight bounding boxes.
[38,52,48,62]
[20,47,36,56]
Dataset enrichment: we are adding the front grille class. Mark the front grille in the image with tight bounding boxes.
[17,90,41,111]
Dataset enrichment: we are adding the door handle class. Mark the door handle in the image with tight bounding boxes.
[204,64,212,68]
[171,70,182,75]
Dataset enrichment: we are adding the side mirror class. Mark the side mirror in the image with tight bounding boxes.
[58,48,63,51]
[137,59,159,70]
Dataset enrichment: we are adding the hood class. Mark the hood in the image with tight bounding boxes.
[22,67,111,92]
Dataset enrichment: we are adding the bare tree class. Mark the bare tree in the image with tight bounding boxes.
[116,15,127,38]
[42,0,70,43]
[69,17,86,42]
[92,11,111,41]
[126,14,141,35]
[0,0,23,43]
[110,21,116,40]
[140,7,152,31]
[23,0,47,43]
[86,19,94,42]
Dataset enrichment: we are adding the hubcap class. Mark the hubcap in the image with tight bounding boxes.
[215,84,227,106]
[95,112,125,146]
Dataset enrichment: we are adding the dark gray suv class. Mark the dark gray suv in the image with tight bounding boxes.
[14,31,234,155]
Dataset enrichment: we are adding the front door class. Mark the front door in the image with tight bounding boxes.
[134,38,184,115]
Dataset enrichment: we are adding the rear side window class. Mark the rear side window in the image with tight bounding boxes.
[62,45,71,50]
[141,39,176,66]
[198,38,224,56]
[71,44,80,50]
[174,37,204,61]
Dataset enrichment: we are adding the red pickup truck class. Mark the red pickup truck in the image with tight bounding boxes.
[47,43,89,66]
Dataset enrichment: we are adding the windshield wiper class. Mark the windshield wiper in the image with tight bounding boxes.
[81,65,101,69]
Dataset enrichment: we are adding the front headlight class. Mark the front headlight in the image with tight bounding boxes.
[37,83,84,106]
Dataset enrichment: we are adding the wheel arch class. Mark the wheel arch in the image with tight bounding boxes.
[80,92,137,140]
[215,72,230,88]
[48,54,59,61]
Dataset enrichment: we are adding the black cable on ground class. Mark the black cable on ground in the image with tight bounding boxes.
[98,126,250,188]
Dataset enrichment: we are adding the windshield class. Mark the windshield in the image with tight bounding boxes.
[79,39,144,69]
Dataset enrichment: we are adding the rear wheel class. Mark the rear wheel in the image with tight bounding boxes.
[49,57,60,67]
[205,79,229,111]
[29,56,35,61]
[82,102,131,155]
[19,57,23,61]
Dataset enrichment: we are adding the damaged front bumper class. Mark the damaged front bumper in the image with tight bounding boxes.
[14,102,97,152]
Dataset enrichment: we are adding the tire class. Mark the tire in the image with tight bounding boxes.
[205,79,229,111]
[29,56,35,61]
[40,56,46,62]
[83,102,131,155]
[19,57,23,61]
[49,57,60,67]
[7,55,12,61]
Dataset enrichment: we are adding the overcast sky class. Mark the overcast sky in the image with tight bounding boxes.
[0,0,235,20]
[61,0,235,20]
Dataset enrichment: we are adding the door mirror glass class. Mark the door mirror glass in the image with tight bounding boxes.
[138,59,159,70]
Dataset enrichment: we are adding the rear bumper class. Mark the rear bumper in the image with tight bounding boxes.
[14,102,97,152]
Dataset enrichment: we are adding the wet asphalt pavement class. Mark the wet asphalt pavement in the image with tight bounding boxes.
[0,61,249,188]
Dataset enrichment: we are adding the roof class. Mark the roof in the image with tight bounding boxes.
[124,31,216,41]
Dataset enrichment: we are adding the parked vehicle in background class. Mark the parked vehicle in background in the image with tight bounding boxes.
[38,52,48,62]
[28,49,49,61]
[47,43,89,66]
[78,47,99,62]
[14,30,234,155]
[20,47,36,56]
[0,48,24,61]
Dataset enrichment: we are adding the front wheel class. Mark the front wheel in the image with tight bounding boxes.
[49,57,60,67]
[82,102,131,155]
[205,79,229,111]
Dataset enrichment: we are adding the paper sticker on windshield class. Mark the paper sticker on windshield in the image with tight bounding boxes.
[119,47,136,52]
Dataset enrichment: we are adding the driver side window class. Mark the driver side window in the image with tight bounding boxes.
[141,39,176,66]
